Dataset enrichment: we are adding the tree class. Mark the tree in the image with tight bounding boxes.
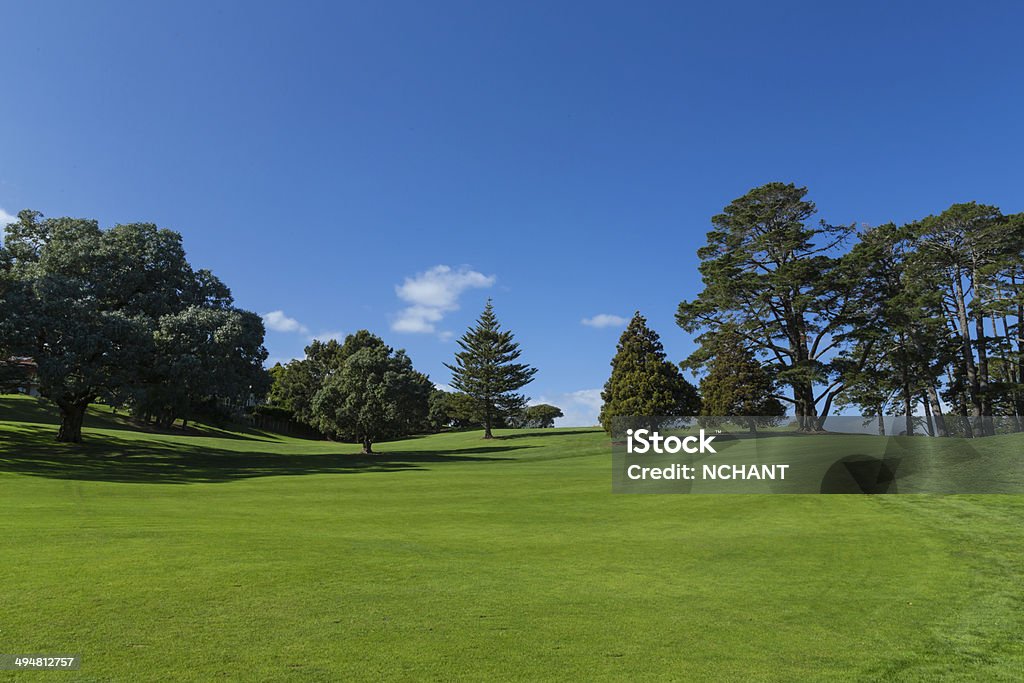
[695,326,784,432]
[910,203,1023,435]
[523,404,563,428]
[1,210,267,442]
[310,331,432,453]
[137,306,268,428]
[444,300,537,438]
[835,223,953,437]
[599,312,700,433]
[443,391,488,429]
[266,338,346,428]
[676,183,854,431]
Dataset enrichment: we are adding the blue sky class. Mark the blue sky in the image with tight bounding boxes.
[2,1,1022,425]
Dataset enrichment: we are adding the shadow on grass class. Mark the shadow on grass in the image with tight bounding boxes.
[0,424,528,484]
[0,396,297,443]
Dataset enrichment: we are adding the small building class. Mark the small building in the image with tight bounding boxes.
[1,357,41,397]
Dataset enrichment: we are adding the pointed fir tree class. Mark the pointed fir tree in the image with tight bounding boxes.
[445,300,538,438]
[599,312,701,433]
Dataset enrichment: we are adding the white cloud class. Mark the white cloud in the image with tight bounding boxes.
[434,383,454,392]
[262,310,309,334]
[582,313,627,328]
[392,265,495,335]
[0,207,18,227]
[309,330,344,343]
[531,388,603,427]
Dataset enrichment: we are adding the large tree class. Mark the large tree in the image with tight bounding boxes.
[909,203,1023,434]
[1,210,267,442]
[136,306,268,428]
[835,223,953,437]
[310,331,432,453]
[676,182,854,431]
[599,312,700,433]
[445,300,537,438]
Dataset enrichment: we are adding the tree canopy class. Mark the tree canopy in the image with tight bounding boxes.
[0,210,267,442]
[599,312,700,433]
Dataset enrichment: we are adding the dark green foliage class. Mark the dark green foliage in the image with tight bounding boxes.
[523,404,564,428]
[697,326,784,432]
[136,307,269,428]
[0,210,267,442]
[268,331,432,452]
[599,312,700,433]
[677,183,853,430]
[444,300,537,438]
[266,339,346,427]
[310,331,432,453]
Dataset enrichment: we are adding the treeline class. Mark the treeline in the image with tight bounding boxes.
[0,211,268,442]
[0,209,553,447]
[673,182,1024,437]
[264,301,552,452]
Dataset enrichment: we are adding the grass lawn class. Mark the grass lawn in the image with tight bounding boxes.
[2,394,1023,681]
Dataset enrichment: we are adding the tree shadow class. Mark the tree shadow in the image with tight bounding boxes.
[0,424,528,484]
[0,396,290,443]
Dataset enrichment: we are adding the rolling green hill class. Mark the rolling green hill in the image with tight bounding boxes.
[2,394,1022,681]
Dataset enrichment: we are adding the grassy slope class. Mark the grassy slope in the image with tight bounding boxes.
[1,395,1022,681]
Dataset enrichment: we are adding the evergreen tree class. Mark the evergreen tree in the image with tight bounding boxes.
[676,182,854,431]
[444,300,537,438]
[697,326,784,432]
[599,312,700,433]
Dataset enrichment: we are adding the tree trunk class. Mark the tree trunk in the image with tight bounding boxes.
[794,382,818,431]
[922,394,935,436]
[952,273,983,426]
[57,400,89,443]
[483,400,494,439]
[926,384,947,437]
[877,413,886,436]
[972,271,992,434]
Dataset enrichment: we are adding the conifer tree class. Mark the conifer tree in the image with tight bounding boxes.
[697,326,784,432]
[599,312,701,433]
[445,300,537,438]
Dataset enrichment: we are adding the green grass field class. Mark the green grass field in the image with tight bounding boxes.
[2,394,1023,681]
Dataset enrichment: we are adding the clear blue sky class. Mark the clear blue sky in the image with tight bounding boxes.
[2,1,1022,425]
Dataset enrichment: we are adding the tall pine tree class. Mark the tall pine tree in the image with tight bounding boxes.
[599,312,701,433]
[445,300,537,438]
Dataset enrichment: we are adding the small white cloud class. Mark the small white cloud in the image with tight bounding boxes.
[309,330,344,343]
[392,304,446,333]
[262,310,309,334]
[437,330,455,342]
[566,388,603,410]
[434,383,454,392]
[582,314,627,328]
[0,207,18,227]
[392,265,495,336]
